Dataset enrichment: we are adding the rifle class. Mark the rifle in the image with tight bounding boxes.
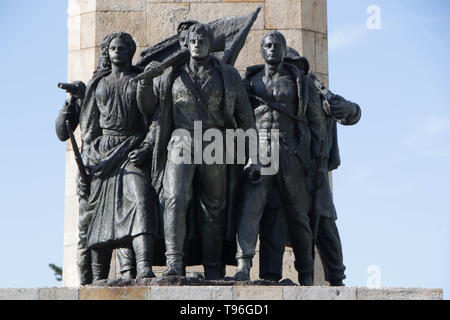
[58,81,86,100]
[65,120,90,188]
[131,49,189,83]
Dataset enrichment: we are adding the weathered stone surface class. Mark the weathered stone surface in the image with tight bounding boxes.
[67,48,97,84]
[313,247,328,286]
[107,249,119,280]
[148,286,234,300]
[63,196,79,246]
[283,28,310,59]
[356,288,443,300]
[95,11,148,47]
[147,0,222,3]
[0,286,443,300]
[315,32,328,74]
[147,0,177,2]
[68,0,96,17]
[147,3,190,44]
[38,288,79,300]
[79,285,148,300]
[80,287,125,300]
[68,15,81,51]
[282,248,298,283]
[189,2,265,30]
[148,0,222,2]
[123,287,148,300]
[0,289,39,300]
[234,286,283,300]
[62,243,79,287]
[234,29,264,72]
[96,0,147,11]
[301,0,327,34]
[265,0,302,29]
[65,150,80,197]
[134,46,149,65]
[81,12,96,49]
[283,286,357,300]
[225,0,264,2]
[249,248,261,280]
[300,29,316,73]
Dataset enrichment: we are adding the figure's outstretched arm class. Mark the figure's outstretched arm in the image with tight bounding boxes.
[309,72,361,126]
[329,95,361,126]
[137,81,158,118]
[136,61,163,118]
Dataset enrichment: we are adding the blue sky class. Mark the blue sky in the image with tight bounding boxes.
[0,0,448,298]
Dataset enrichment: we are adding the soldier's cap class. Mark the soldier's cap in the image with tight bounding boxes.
[285,47,310,75]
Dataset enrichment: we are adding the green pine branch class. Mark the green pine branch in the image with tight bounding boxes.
[49,263,63,282]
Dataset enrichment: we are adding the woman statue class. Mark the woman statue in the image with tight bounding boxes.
[78,32,158,281]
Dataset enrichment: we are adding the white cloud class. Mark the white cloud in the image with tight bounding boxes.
[423,115,450,135]
[404,115,450,157]
[405,115,450,146]
[329,25,367,52]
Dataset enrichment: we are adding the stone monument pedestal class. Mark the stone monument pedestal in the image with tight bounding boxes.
[0,285,443,300]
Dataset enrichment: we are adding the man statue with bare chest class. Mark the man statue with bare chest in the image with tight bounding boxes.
[234,31,327,285]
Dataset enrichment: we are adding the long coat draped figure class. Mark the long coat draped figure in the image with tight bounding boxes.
[79,68,161,250]
[140,56,256,266]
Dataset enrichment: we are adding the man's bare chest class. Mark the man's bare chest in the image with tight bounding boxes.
[251,74,298,120]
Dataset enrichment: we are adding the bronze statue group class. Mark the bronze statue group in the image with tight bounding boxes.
[56,15,361,287]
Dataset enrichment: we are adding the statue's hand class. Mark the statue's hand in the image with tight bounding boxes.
[77,178,90,199]
[128,147,150,167]
[140,61,164,85]
[329,99,356,120]
[246,163,262,184]
[62,98,77,114]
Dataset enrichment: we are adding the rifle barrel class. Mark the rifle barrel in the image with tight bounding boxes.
[65,120,89,182]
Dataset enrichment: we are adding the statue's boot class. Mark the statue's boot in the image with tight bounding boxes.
[118,247,136,280]
[204,262,223,281]
[91,264,107,282]
[261,273,281,283]
[233,258,252,281]
[162,254,183,277]
[298,272,313,286]
[78,199,93,285]
[78,255,92,285]
[133,234,156,279]
[91,247,112,282]
[330,279,345,287]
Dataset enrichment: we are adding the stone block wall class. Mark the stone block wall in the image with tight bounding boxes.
[64,0,329,287]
